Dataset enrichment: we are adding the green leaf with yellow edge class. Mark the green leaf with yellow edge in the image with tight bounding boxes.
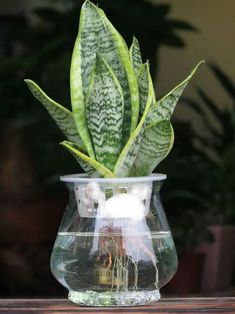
[61,141,116,178]
[70,1,96,158]
[24,79,86,151]
[147,60,205,125]
[114,63,153,177]
[138,63,152,118]
[98,7,139,137]
[71,1,139,151]
[129,36,143,76]
[131,120,174,176]
[86,55,124,171]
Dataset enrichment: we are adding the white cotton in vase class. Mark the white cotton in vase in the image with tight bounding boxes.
[131,184,152,201]
[85,182,105,202]
[99,193,146,221]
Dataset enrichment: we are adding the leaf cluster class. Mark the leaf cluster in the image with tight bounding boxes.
[25,1,204,178]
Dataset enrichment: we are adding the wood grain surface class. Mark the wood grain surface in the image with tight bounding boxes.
[0,298,235,314]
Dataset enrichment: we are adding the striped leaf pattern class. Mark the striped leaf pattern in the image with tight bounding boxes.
[99,9,139,138]
[131,120,174,176]
[138,63,150,118]
[147,60,156,104]
[86,55,124,171]
[114,65,153,177]
[24,79,86,150]
[130,37,143,76]
[146,60,205,126]
[61,141,115,178]
[114,125,145,177]
[71,1,139,150]
[70,1,97,158]
[25,0,205,178]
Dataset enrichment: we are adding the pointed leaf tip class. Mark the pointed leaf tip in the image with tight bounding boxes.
[130,36,143,77]
[146,60,205,125]
[82,0,96,8]
[25,79,86,149]
[192,59,205,73]
[71,0,137,155]
[132,36,139,45]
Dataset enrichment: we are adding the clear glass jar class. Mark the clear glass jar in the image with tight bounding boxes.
[50,174,178,306]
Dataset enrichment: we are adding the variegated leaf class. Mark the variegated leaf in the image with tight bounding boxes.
[130,37,143,76]
[70,1,97,158]
[86,55,124,171]
[114,126,145,177]
[147,60,156,104]
[114,65,153,177]
[146,60,205,126]
[24,79,86,150]
[71,1,138,150]
[99,8,139,138]
[61,141,116,178]
[131,120,174,176]
[138,63,150,118]
[129,37,156,106]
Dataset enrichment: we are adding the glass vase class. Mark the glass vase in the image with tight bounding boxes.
[50,174,178,306]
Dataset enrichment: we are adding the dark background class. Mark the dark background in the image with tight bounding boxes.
[0,0,234,297]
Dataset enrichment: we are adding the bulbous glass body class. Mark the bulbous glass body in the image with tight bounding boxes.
[51,174,178,306]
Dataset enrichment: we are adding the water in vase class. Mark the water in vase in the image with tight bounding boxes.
[51,229,177,295]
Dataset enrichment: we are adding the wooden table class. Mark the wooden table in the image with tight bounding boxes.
[0,298,235,313]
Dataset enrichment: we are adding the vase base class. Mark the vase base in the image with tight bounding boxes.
[68,289,160,306]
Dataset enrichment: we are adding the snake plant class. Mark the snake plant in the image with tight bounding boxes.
[25,0,204,178]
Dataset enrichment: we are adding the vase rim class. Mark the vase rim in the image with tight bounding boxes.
[60,173,167,183]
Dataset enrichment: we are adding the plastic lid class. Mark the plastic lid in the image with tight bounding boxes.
[60,173,167,183]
